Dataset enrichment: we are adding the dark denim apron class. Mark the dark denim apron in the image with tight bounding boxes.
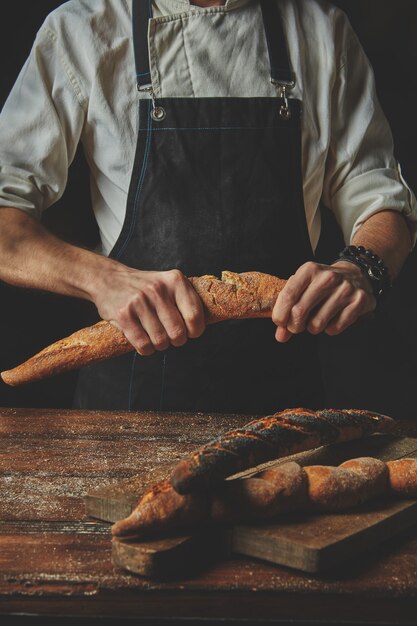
[74,0,323,413]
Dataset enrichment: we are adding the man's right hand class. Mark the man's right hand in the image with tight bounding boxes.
[0,208,206,356]
[93,267,206,356]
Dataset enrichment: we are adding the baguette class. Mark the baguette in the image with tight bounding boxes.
[171,408,396,494]
[111,456,417,539]
[1,270,286,386]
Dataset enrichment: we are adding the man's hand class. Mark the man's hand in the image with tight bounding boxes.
[272,260,375,343]
[0,209,206,357]
[93,267,206,356]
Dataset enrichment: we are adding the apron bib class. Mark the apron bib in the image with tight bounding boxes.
[74,0,324,413]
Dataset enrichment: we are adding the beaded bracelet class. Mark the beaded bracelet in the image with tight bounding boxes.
[336,245,391,300]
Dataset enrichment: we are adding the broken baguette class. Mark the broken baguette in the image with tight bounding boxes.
[189,270,286,324]
[1,270,286,386]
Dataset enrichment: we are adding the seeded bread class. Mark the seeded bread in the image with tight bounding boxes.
[171,408,395,494]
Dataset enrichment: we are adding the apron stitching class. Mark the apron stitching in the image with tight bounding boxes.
[116,99,153,259]
[139,125,288,131]
[289,103,314,260]
[128,352,138,410]
[159,353,168,411]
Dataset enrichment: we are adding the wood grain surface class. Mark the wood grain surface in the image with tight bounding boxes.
[2,407,417,624]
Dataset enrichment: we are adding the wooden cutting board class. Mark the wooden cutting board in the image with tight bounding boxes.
[112,528,231,580]
[87,435,417,577]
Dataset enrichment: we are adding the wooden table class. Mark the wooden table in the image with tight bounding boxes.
[1,407,417,625]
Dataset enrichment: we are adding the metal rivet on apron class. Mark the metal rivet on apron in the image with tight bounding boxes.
[137,83,166,122]
[279,105,291,120]
[151,106,166,122]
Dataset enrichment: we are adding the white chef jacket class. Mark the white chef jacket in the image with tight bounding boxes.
[0,0,415,256]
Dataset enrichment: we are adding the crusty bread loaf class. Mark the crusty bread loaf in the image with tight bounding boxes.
[1,270,286,386]
[111,457,417,539]
[171,408,396,494]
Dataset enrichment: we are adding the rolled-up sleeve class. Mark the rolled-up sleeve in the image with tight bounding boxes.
[0,23,86,218]
[321,26,417,245]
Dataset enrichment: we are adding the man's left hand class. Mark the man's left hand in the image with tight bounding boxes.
[272,260,375,342]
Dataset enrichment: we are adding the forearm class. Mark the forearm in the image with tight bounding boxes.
[0,207,117,302]
[0,207,205,354]
[349,209,413,279]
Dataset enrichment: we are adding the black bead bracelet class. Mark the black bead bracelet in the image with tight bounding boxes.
[336,245,391,300]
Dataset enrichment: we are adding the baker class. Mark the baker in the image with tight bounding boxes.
[0,0,415,413]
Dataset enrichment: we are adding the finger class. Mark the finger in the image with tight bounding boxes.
[273,262,329,328]
[273,273,309,328]
[285,270,343,335]
[133,288,187,349]
[134,303,172,351]
[115,314,155,356]
[306,281,357,335]
[275,326,293,343]
[172,274,206,339]
[324,291,370,336]
[126,272,187,348]
[285,289,326,335]
[155,299,189,348]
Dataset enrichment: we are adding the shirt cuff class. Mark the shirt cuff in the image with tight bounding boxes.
[0,169,45,219]
[331,167,417,247]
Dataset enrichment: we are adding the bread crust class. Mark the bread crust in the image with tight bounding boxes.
[1,270,286,386]
[340,457,388,498]
[386,459,417,497]
[304,465,369,511]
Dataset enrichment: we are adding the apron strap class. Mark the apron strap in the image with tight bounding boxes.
[132,0,295,90]
[133,0,152,90]
[260,0,295,88]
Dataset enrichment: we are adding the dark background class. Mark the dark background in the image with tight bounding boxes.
[0,1,416,417]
